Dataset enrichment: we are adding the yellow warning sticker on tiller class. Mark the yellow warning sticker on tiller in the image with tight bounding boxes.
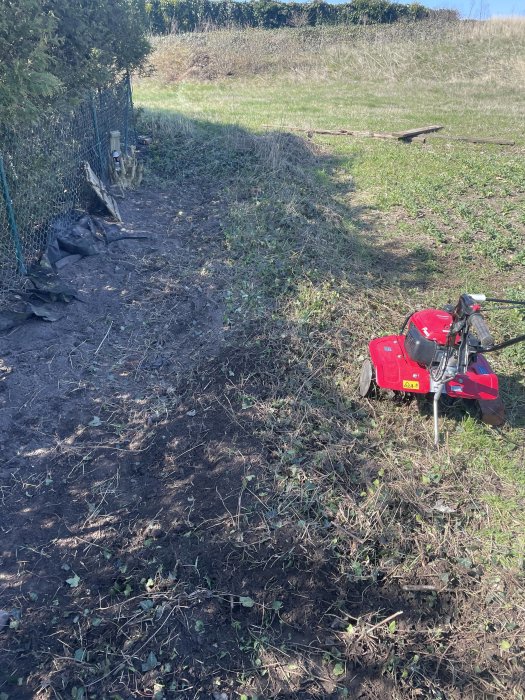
[403,380,420,390]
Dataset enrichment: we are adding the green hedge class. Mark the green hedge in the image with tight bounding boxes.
[0,0,150,128]
[145,0,449,33]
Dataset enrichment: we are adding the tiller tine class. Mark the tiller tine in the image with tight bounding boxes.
[478,397,506,426]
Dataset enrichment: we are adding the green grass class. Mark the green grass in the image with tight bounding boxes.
[133,19,525,696]
[135,15,525,574]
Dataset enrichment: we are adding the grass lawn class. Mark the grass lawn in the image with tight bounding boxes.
[131,18,525,697]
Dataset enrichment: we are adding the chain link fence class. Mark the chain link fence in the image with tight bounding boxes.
[0,75,136,308]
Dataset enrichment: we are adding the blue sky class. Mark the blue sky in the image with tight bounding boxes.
[423,0,525,17]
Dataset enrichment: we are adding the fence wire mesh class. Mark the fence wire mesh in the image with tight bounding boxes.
[0,76,135,308]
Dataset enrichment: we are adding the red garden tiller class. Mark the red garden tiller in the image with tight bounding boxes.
[359,293,525,445]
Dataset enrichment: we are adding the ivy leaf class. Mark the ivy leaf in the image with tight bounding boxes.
[142,651,159,672]
[500,640,511,652]
[194,619,205,633]
[239,596,255,608]
[74,648,86,662]
[66,574,80,588]
[333,662,345,676]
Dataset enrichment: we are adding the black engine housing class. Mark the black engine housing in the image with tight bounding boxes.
[405,323,438,366]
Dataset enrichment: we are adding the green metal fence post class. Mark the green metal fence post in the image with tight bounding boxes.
[91,94,104,177]
[0,153,26,275]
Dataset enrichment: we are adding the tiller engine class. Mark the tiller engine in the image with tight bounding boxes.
[359,294,525,445]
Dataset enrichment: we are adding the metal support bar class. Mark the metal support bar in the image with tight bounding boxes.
[433,384,444,447]
[123,72,133,156]
[91,95,104,178]
[0,153,26,275]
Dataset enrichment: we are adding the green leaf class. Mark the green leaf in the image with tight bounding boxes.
[271,600,283,611]
[74,648,86,662]
[194,619,205,633]
[66,574,80,588]
[333,662,345,676]
[140,599,155,611]
[346,623,355,635]
[388,620,397,633]
[500,640,511,652]
[142,651,159,672]
[88,417,101,427]
[29,591,38,602]
[239,596,255,608]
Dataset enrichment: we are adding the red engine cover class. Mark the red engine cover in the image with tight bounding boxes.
[369,335,430,393]
[409,309,453,345]
[369,335,499,400]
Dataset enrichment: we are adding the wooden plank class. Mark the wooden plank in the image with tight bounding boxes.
[265,125,445,141]
[415,133,515,146]
[82,161,122,222]
[264,125,400,140]
[392,125,443,139]
[271,125,516,147]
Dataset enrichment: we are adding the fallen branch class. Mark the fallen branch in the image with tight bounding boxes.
[265,124,515,147]
[265,125,399,140]
[366,610,403,635]
[413,134,515,146]
[264,124,443,141]
[401,584,438,592]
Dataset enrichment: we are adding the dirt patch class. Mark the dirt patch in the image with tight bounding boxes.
[0,182,231,697]
[0,177,449,700]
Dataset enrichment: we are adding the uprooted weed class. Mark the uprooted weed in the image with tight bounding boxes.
[135,112,525,697]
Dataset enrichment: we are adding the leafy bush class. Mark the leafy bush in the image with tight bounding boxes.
[0,0,150,128]
[144,0,452,34]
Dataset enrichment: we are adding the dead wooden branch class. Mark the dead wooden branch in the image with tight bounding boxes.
[401,584,438,592]
[366,610,404,635]
[265,125,399,140]
[264,124,443,141]
[413,134,515,146]
[265,124,515,147]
